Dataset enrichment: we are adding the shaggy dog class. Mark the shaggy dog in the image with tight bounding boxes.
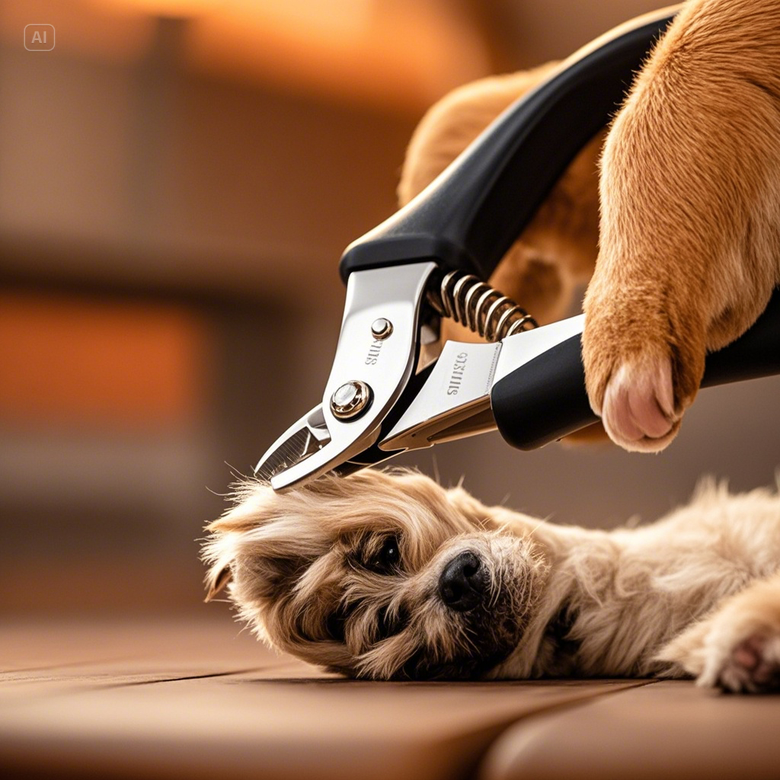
[204,1,780,691]
[204,470,780,692]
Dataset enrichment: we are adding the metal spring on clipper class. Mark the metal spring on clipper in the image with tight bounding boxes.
[431,271,537,341]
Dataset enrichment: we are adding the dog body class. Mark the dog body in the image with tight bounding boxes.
[204,471,780,692]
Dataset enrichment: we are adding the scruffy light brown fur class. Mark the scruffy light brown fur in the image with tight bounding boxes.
[204,471,780,691]
[205,2,780,690]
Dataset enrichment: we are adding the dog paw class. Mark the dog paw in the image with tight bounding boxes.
[600,352,679,452]
[713,633,780,694]
[581,296,703,453]
[661,575,780,694]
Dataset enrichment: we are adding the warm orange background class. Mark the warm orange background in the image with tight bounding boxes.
[1,0,777,618]
[0,292,210,429]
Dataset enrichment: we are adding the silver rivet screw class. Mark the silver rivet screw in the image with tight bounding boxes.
[371,318,393,340]
[330,380,372,420]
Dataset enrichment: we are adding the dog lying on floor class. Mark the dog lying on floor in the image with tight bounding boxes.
[204,1,780,691]
[204,470,780,692]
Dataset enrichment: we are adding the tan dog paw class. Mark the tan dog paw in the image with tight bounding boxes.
[659,574,780,694]
[582,282,705,452]
[582,0,780,451]
[715,633,780,694]
[600,352,678,452]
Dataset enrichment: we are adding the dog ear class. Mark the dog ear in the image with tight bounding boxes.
[445,485,502,530]
[203,479,333,605]
[204,563,232,602]
[203,531,315,606]
[203,482,273,601]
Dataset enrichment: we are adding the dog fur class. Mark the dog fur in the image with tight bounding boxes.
[204,470,780,692]
[399,0,780,450]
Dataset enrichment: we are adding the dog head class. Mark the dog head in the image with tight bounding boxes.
[202,469,549,680]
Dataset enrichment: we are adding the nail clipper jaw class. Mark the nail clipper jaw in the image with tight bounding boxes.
[253,261,438,491]
[253,405,330,485]
[379,339,501,452]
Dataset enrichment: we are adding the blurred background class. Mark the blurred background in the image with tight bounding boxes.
[1,0,777,621]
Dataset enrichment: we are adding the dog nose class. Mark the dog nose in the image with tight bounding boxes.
[439,551,486,612]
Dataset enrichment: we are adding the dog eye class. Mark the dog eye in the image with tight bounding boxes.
[366,535,402,574]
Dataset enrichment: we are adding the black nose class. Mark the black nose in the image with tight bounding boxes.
[438,551,486,612]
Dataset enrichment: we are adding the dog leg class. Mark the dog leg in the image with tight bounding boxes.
[400,68,607,443]
[659,572,780,693]
[584,0,780,451]
[399,67,602,328]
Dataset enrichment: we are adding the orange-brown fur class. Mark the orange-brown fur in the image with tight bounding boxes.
[586,0,780,450]
[399,65,603,331]
[399,0,780,451]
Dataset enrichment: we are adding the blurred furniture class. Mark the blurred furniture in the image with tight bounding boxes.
[2,0,777,623]
[0,0,431,616]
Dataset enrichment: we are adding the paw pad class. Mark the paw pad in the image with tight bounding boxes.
[601,354,678,451]
[718,634,780,693]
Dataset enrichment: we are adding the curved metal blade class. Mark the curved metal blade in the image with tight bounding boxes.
[380,340,501,451]
[254,405,329,483]
[255,261,437,491]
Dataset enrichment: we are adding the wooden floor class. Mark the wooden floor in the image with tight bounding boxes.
[2,618,779,780]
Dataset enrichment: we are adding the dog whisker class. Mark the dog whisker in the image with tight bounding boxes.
[431,452,441,486]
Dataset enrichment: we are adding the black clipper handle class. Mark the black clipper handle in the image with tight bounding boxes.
[491,290,780,451]
[339,7,679,282]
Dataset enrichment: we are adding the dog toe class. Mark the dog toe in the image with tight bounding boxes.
[716,634,780,693]
[601,354,677,451]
